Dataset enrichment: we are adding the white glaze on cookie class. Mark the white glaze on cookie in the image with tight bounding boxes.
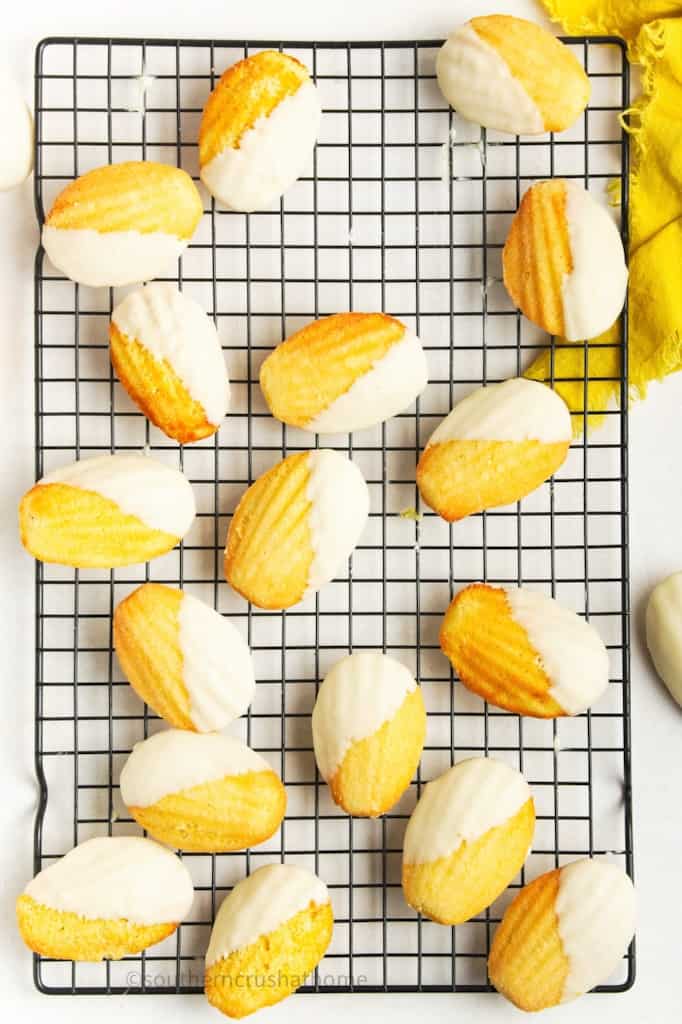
[24,836,194,924]
[39,454,196,539]
[403,757,532,865]
[205,864,329,966]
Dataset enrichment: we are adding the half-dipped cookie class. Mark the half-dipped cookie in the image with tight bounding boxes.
[113,583,255,732]
[42,161,202,287]
[416,378,571,521]
[199,50,321,212]
[489,858,636,1011]
[402,757,534,925]
[441,584,610,717]
[119,729,286,853]
[16,836,193,961]
[19,454,196,568]
[110,283,229,443]
[437,15,590,136]
[312,651,426,817]
[503,180,628,341]
[225,449,369,609]
[646,571,682,708]
[260,312,428,434]
[205,864,333,1017]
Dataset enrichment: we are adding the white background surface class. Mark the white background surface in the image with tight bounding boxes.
[1,0,680,1021]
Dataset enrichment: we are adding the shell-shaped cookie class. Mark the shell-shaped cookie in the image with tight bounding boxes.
[0,70,33,190]
[503,179,628,341]
[205,863,333,1017]
[416,378,571,522]
[199,50,321,213]
[41,161,203,287]
[113,583,255,732]
[225,449,369,610]
[436,15,590,136]
[16,836,193,961]
[646,571,682,708]
[19,453,196,568]
[312,651,426,817]
[110,283,229,443]
[120,730,286,853]
[260,312,428,434]
[441,583,609,718]
[488,858,636,1011]
[402,757,535,925]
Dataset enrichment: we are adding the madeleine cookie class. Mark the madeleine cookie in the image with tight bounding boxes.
[437,16,589,137]
[0,70,33,190]
[205,864,333,1017]
[260,312,428,434]
[646,572,682,707]
[503,180,628,341]
[110,283,229,443]
[42,161,202,287]
[19,453,195,568]
[489,858,636,1011]
[199,50,321,213]
[312,651,426,817]
[16,836,193,961]
[225,449,369,609]
[114,583,255,732]
[402,757,534,925]
[416,378,571,521]
[120,730,286,853]
[441,584,609,718]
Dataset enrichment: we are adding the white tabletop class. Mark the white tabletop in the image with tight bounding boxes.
[1,1,680,1021]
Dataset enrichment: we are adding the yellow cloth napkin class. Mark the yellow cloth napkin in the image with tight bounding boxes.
[541,0,682,41]
[525,2,682,432]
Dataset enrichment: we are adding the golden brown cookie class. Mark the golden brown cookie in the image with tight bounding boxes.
[199,50,321,212]
[402,757,535,925]
[260,312,427,433]
[205,864,333,1017]
[113,583,255,732]
[440,583,609,717]
[488,859,636,1011]
[16,836,193,961]
[42,160,202,286]
[312,651,426,817]
[110,283,229,443]
[503,180,628,340]
[119,730,286,853]
[437,15,590,135]
[416,378,571,522]
[225,449,369,609]
[19,454,195,568]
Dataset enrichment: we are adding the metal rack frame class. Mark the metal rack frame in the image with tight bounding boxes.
[31,34,633,996]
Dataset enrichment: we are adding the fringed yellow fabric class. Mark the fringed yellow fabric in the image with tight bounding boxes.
[540,1,682,43]
[525,3,682,432]
[628,217,682,397]
[628,19,682,251]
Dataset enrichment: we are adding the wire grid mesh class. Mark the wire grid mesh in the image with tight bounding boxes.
[32,35,633,996]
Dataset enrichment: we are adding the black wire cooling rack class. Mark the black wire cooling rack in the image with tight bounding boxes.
[31,35,633,996]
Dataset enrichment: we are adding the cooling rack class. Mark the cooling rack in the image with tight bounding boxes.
[31,35,633,996]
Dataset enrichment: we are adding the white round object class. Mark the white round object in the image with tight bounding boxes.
[646,571,682,707]
[0,71,33,190]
